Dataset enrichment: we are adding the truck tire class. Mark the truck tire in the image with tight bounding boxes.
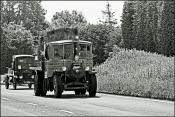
[88,75,97,97]
[75,90,81,95]
[5,82,9,89]
[41,79,47,96]
[80,89,86,95]
[5,75,9,89]
[53,75,63,98]
[13,83,16,90]
[28,83,32,89]
[13,78,17,90]
[34,73,42,96]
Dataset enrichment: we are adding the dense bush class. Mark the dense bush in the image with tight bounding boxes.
[96,45,174,100]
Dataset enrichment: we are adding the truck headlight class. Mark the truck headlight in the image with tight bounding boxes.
[62,66,67,71]
[31,75,34,79]
[75,55,79,61]
[18,65,21,69]
[85,66,90,71]
[75,36,79,39]
[19,76,23,79]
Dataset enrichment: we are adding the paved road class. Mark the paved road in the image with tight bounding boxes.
[1,84,174,116]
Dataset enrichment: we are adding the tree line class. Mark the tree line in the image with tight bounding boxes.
[121,1,174,56]
[1,1,174,74]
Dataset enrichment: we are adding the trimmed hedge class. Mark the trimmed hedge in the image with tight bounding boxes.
[96,46,174,101]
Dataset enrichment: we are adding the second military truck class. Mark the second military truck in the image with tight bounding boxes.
[5,55,35,89]
[31,28,97,98]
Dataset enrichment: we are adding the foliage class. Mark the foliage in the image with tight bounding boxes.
[95,46,174,100]
[1,22,34,74]
[121,1,175,56]
[1,1,48,36]
[121,1,135,49]
[79,24,122,65]
[159,1,175,56]
[51,10,87,29]
[99,2,117,27]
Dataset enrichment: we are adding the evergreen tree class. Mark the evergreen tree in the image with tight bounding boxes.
[160,1,175,56]
[144,1,158,53]
[121,1,135,49]
[99,2,117,27]
[133,1,148,51]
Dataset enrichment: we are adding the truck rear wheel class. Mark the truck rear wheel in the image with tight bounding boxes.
[88,75,97,97]
[34,73,42,96]
[53,75,63,98]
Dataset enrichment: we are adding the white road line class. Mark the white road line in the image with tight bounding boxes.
[26,103,38,106]
[2,98,9,100]
[60,110,74,114]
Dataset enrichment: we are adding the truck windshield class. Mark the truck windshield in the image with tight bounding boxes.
[79,43,92,59]
[53,42,91,60]
[53,44,74,60]
[16,57,34,69]
[79,44,86,58]
[54,44,63,59]
[64,43,74,59]
[18,57,34,64]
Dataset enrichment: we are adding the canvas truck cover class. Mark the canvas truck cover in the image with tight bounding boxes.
[46,28,78,43]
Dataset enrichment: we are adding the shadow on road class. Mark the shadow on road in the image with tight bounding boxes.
[43,94,100,99]
[8,88,33,90]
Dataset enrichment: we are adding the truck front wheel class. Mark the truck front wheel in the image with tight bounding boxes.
[28,83,32,89]
[34,73,42,96]
[88,75,97,97]
[80,89,86,95]
[5,76,9,89]
[41,79,47,96]
[53,75,63,98]
[5,82,9,89]
[75,90,81,95]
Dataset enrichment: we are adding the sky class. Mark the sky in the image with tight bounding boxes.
[41,1,124,25]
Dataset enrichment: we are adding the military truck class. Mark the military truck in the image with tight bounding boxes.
[4,55,35,89]
[31,28,97,98]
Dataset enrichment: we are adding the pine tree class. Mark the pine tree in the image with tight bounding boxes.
[144,1,159,53]
[160,1,175,56]
[99,2,117,27]
[133,1,147,51]
[121,1,135,49]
